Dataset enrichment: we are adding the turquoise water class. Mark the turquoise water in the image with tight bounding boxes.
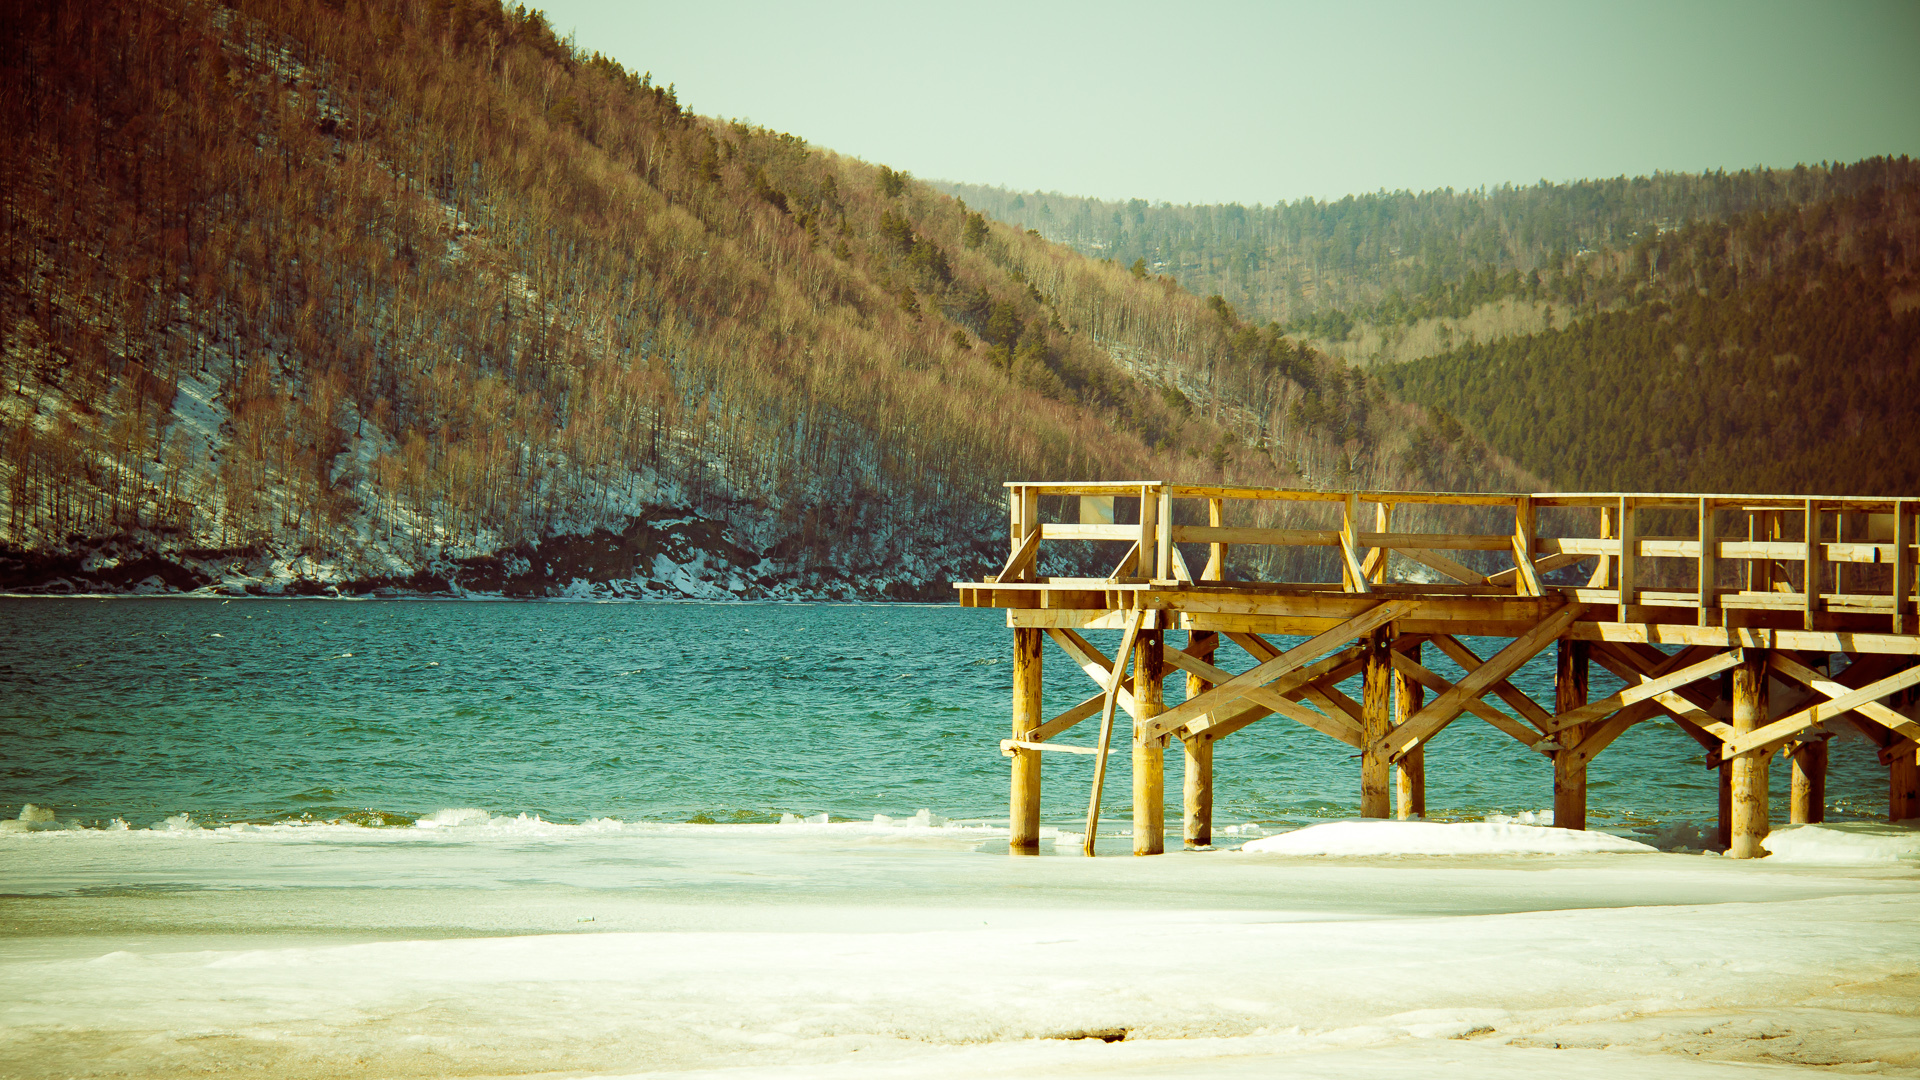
[0,598,1896,832]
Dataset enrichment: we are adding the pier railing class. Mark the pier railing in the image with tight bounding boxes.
[975,483,1917,634]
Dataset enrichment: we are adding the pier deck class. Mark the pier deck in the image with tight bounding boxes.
[954,483,1920,857]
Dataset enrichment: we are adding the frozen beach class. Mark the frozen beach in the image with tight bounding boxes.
[4,814,1919,1078]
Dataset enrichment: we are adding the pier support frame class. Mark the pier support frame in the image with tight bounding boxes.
[1553,639,1591,830]
[1010,628,1044,855]
[1133,630,1166,855]
[1790,736,1827,825]
[1359,627,1394,818]
[1730,649,1771,858]
[1183,630,1218,848]
[1394,641,1425,819]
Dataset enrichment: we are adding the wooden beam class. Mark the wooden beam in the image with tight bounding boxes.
[1553,639,1591,830]
[1394,641,1426,819]
[1046,628,1140,717]
[1618,496,1639,612]
[1587,504,1614,589]
[1730,650,1770,859]
[1563,700,1662,768]
[1790,736,1828,824]
[1698,496,1719,627]
[1898,500,1915,636]
[1083,609,1144,857]
[1587,642,1734,741]
[1138,600,1421,743]
[1512,496,1544,597]
[1133,628,1166,855]
[1361,502,1391,584]
[1360,629,1394,816]
[1107,539,1142,582]
[1488,552,1590,589]
[1428,635,1557,732]
[1399,547,1489,586]
[1026,691,1107,743]
[1010,628,1044,854]
[1723,662,1920,758]
[1765,652,1920,746]
[993,528,1042,584]
[1390,652,1557,754]
[1804,498,1821,630]
[1154,485,1174,582]
[1203,497,1227,582]
[1542,649,1747,735]
[1003,739,1097,755]
[1339,492,1373,594]
[1378,603,1586,760]
[1163,637,1365,745]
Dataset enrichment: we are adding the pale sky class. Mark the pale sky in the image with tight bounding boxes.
[535,0,1920,206]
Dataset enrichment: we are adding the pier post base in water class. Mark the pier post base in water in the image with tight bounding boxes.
[1790,736,1827,825]
[1394,641,1425,819]
[1359,628,1394,818]
[1553,639,1591,831]
[1892,746,1920,823]
[1010,628,1044,855]
[1133,629,1166,855]
[1730,649,1771,858]
[1183,631,1216,848]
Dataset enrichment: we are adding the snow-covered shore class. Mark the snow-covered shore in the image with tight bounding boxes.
[3,814,1917,1078]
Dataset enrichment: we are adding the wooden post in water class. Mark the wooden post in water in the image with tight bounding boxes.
[1790,736,1827,825]
[1716,758,1733,851]
[1183,631,1217,848]
[1359,627,1394,817]
[1010,627,1044,855]
[1394,641,1425,819]
[1553,639,1591,830]
[1730,649,1771,858]
[1133,628,1166,855]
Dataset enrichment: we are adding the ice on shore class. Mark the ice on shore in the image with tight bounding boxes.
[0,803,60,833]
[1240,819,1657,856]
[1763,820,1920,864]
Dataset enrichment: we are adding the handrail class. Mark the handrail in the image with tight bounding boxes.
[992,483,1918,629]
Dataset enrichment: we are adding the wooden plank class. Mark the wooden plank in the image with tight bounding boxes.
[1587,642,1734,741]
[1169,526,1336,546]
[1588,504,1613,589]
[1398,547,1489,586]
[1542,649,1746,735]
[1140,484,1160,584]
[1083,609,1145,857]
[1003,739,1098,755]
[1339,493,1372,594]
[1378,603,1586,760]
[1512,496,1543,597]
[993,528,1043,583]
[1204,497,1227,582]
[1488,552,1590,588]
[1170,544,1195,584]
[1361,502,1390,584]
[1698,497,1719,627]
[1804,499,1822,630]
[1108,539,1142,582]
[1391,652,1557,754]
[1898,500,1915,636]
[1153,638,1364,746]
[1027,691,1107,743]
[1046,628,1140,716]
[1155,484,1174,582]
[1138,599,1421,743]
[1767,652,1920,745]
[1723,662,1920,758]
[1618,496,1639,611]
[1428,635,1557,732]
[1564,700,1661,767]
[1043,523,1140,542]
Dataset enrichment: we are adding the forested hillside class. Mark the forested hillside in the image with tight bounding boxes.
[941,163,1917,341]
[1379,186,1920,495]
[949,162,1920,498]
[0,0,1523,597]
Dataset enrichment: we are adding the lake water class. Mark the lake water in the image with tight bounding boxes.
[0,597,1897,836]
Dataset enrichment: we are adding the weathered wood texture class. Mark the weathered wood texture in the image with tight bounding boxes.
[1730,651,1771,859]
[1133,630,1167,856]
[1553,639,1591,831]
[1010,628,1043,854]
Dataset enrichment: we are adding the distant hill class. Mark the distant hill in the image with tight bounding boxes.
[945,161,1920,497]
[0,0,1525,597]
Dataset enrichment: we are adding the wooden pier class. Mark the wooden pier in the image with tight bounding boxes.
[955,483,1920,858]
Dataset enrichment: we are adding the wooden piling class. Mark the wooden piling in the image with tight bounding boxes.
[1553,639,1591,830]
[1360,628,1394,817]
[1010,627,1044,855]
[1730,649,1771,858]
[1789,736,1827,825]
[1133,629,1166,855]
[1716,758,1733,851]
[1893,744,1920,823]
[1183,629,1217,848]
[1394,641,1425,819]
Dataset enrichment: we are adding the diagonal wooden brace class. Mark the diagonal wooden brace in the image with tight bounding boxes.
[1138,599,1420,743]
[1376,603,1585,762]
[1047,628,1140,717]
[1723,658,1920,758]
[1542,648,1747,736]
[1767,652,1920,746]
[1390,652,1558,755]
